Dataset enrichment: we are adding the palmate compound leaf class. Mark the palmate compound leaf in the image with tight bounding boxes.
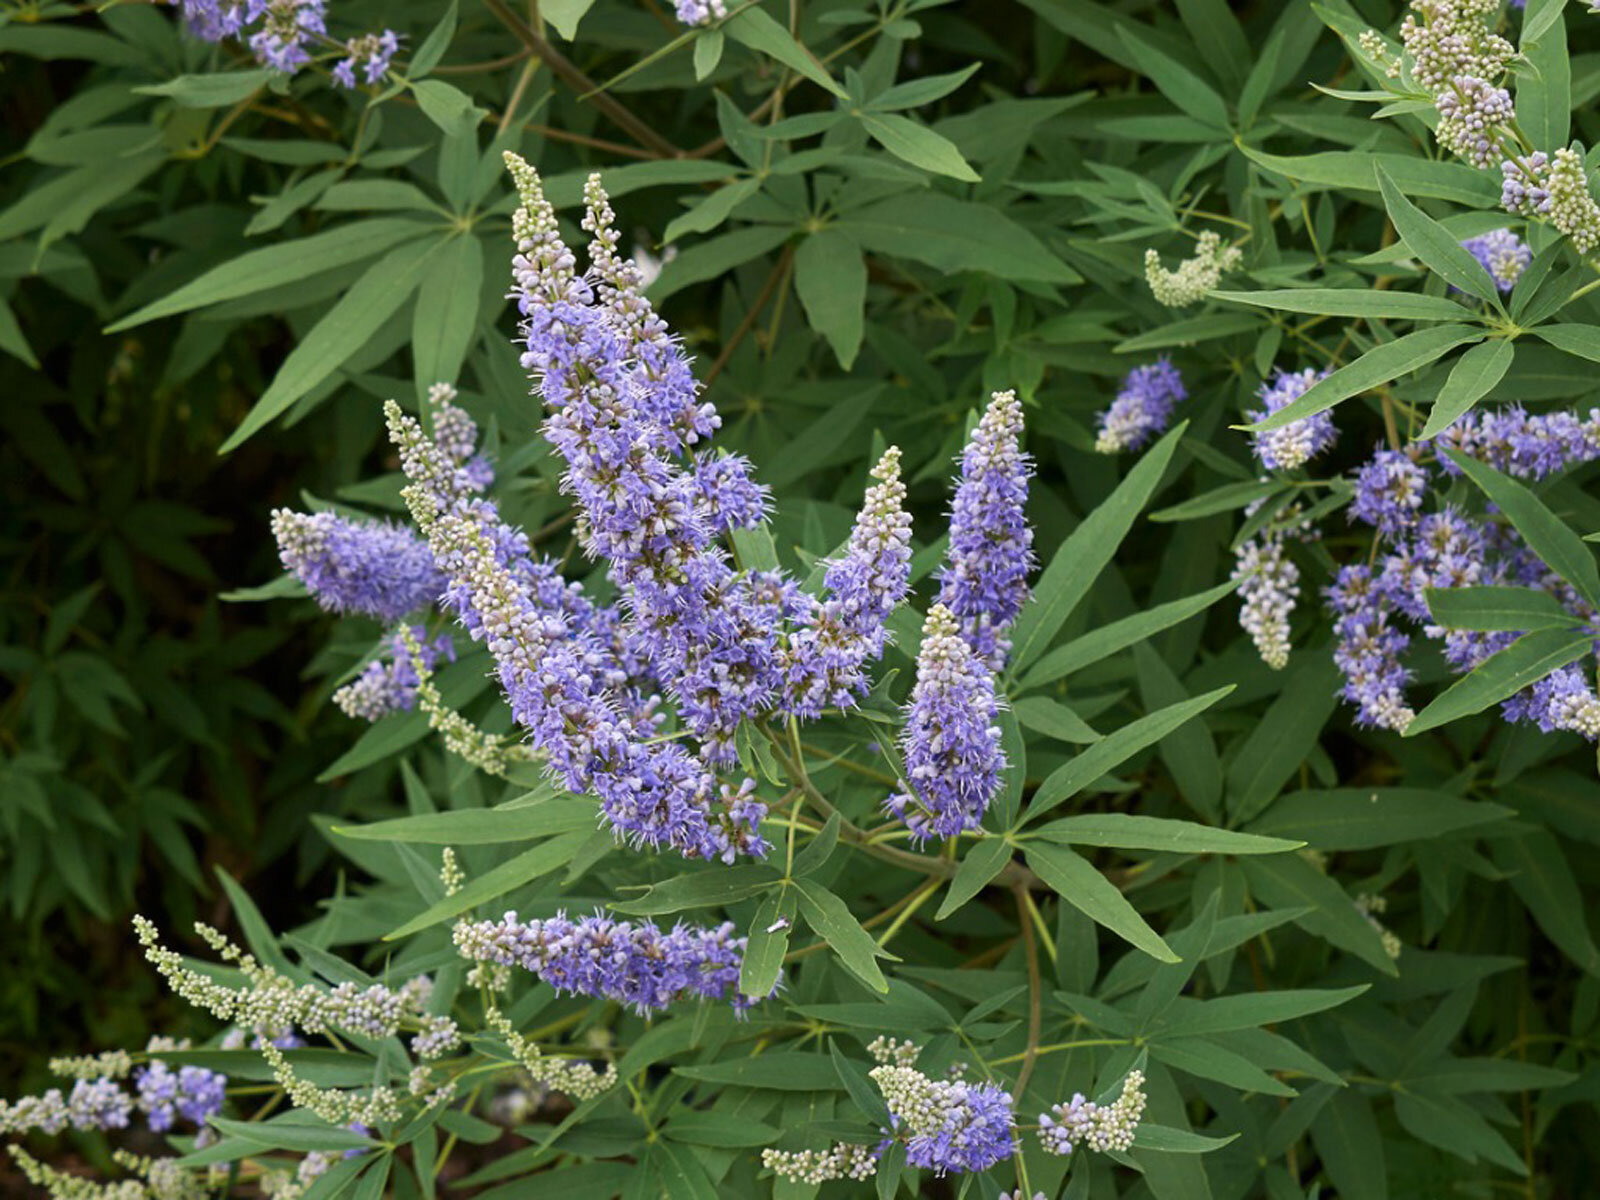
[220,237,447,452]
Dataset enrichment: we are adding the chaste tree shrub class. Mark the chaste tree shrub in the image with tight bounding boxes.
[4,0,1600,1196]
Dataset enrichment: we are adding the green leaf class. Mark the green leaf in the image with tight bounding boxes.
[1424,584,1578,632]
[1445,449,1600,608]
[740,888,794,998]
[1114,312,1260,353]
[693,29,724,80]
[1240,856,1398,975]
[858,113,979,182]
[662,178,759,243]
[1018,581,1237,691]
[385,830,590,940]
[1133,1124,1240,1154]
[334,796,595,844]
[221,238,443,452]
[795,879,892,993]
[1116,26,1229,130]
[1210,288,1474,322]
[1150,481,1282,523]
[839,193,1078,285]
[650,225,792,302]
[1421,338,1515,438]
[935,837,1013,919]
[1245,788,1512,849]
[1031,814,1300,856]
[209,1116,377,1154]
[792,812,841,877]
[0,295,39,368]
[1519,0,1570,152]
[612,865,779,916]
[542,0,596,40]
[408,0,458,77]
[135,69,274,108]
[1026,842,1180,963]
[1012,696,1101,744]
[412,233,484,395]
[1407,628,1594,736]
[1312,1091,1388,1200]
[1159,985,1368,1036]
[1009,423,1186,670]
[1026,687,1233,822]
[215,866,297,976]
[109,219,431,331]
[1492,830,1600,974]
[1534,322,1600,364]
[1224,655,1340,825]
[1241,325,1482,433]
[1375,166,1502,305]
[663,1114,780,1148]
[412,79,479,134]
[723,8,847,99]
[1240,146,1501,206]
[793,229,866,368]
[676,1053,843,1091]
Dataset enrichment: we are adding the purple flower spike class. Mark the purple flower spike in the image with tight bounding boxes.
[784,447,913,718]
[1460,229,1531,293]
[272,510,444,623]
[1095,358,1186,454]
[937,391,1035,669]
[883,605,1006,841]
[454,910,769,1014]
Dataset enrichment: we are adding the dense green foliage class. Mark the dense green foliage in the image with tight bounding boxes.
[5,0,1600,1196]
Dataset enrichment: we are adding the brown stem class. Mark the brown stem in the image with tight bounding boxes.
[482,0,686,159]
[1013,883,1044,1099]
[704,244,795,386]
[760,724,1046,893]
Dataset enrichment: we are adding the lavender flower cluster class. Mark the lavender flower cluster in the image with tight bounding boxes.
[1096,358,1186,454]
[453,910,758,1014]
[764,1045,1150,1183]
[0,1045,225,1139]
[1250,368,1335,472]
[175,0,399,83]
[1251,404,1600,736]
[268,156,1037,861]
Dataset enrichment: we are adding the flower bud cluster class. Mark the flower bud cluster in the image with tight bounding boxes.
[1503,150,1600,255]
[674,0,729,26]
[761,1143,880,1184]
[1096,358,1187,454]
[453,910,767,1015]
[869,1063,1016,1175]
[867,1036,922,1066]
[481,1004,617,1102]
[1435,75,1514,168]
[1144,232,1241,307]
[1355,894,1405,960]
[1398,0,1512,90]
[1038,1070,1147,1156]
[333,626,454,721]
[784,447,913,717]
[134,917,458,1060]
[1234,518,1302,671]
